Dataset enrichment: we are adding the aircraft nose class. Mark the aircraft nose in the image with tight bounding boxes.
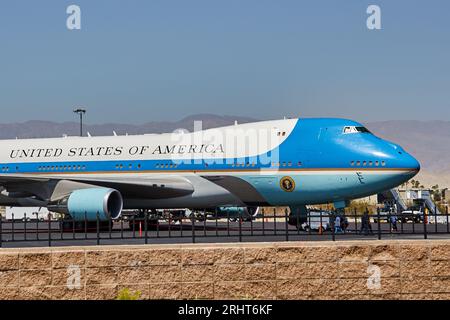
[402,153,420,178]
[404,153,420,171]
[386,142,420,172]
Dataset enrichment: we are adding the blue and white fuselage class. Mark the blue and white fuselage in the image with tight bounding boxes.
[0,118,420,219]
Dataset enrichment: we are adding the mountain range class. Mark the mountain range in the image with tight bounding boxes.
[0,114,448,188]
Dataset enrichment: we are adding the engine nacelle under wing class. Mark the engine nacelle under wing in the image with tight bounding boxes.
[49,188,123,221]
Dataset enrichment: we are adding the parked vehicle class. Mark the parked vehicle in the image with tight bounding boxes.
[373,211,392,223]
[400,206,424,223]
[300,210,332,232]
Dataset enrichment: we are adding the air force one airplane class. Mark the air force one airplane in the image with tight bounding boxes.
[0,118,419,223]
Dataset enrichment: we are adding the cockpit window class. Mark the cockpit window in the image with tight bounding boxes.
[355,127,371,133]
[343,126,371,134]
[343,126,354,134]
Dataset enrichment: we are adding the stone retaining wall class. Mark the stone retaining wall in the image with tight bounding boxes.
[1,240,450,300]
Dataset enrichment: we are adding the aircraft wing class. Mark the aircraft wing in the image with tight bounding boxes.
[67,176,195,199]
[0,174,195,200]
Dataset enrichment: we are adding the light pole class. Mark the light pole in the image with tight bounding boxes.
[73,108,86,137]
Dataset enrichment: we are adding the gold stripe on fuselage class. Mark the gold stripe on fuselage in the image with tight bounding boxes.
[7,167,418,176]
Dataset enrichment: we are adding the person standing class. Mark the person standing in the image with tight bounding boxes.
[390,215,398,232]
[334,215,342,233]
[361,209,373,235]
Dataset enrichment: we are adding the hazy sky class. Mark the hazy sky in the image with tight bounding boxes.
[0,0,449,124]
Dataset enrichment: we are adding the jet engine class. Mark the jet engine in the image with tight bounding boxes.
[50,188,123,221]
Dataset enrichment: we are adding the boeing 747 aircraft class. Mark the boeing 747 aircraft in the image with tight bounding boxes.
[0,118,420,224]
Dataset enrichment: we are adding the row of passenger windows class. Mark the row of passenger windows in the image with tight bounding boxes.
[351,160,386,167]
[270,161,301,167]
[231,161,302,168]
[38,165,86,171]
[115,164,142,170]
[231,162,257,168]
[155,163,178,169]
[152,161,302,168]
[39,164,145,170]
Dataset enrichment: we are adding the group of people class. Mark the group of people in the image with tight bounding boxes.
[360,209,398,235]
[333,214,349,233]
[332,206,401,235]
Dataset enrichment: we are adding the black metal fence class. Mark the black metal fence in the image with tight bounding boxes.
[0,206,449,247]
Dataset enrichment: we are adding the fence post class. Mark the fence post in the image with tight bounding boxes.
[377,208,381,240]
[96,212,100,245]
[36,212,39,241]
[423,207,428,240]
[24,213,27,241]
[203,209,207,237]
[447,206,449,234]
[144,211,148,244]
[238,209,242,242]
[72,216,75,240]
[262,208,265,236]
[0,213,2,248]
[132,214,136,238]
[319,210,323,235]
[308,208,311,235]
[120,216,124,240]
[60,215,63,240]
[48,215,51,247]
[168,214,171,238]
[331,211,335,241]
[180,211,184,238]
[343,209,346,235]
[250,209,254,237]
[227,210,230,237]
[285,208,289,241]
[191,210,196,243]
[435,203,438,233]
[273,208,277,235]
[84,212,88,240]
[12,213,14,242]
[109,215,112,239]
[400,208,404,234]
[156,212,160,238]
[215,208,218,237]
